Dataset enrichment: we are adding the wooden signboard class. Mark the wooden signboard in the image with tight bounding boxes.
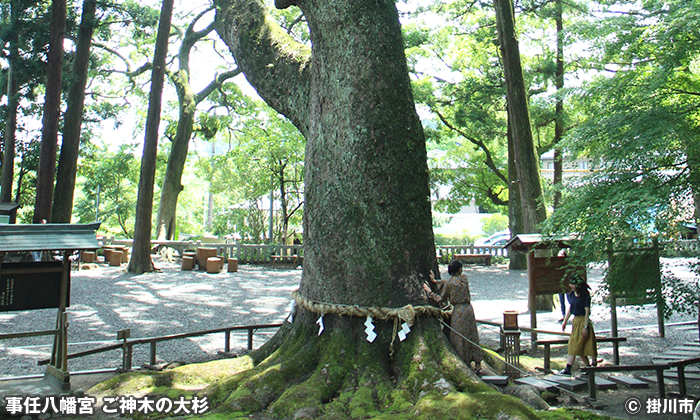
[607,239,663,338]
[0,261,68,312]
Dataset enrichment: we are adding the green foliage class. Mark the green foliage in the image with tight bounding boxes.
[74,143,140,238]
[481,213,509,236]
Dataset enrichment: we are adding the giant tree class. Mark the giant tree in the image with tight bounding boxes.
[208,0,537,417]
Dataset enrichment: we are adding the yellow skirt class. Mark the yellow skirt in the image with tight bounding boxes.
[568,316,597,357]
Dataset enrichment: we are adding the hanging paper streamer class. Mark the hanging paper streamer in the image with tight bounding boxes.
[316,315,324,336]
[286,300,297,323]
[397,322,411,341]
[364,316,377,343]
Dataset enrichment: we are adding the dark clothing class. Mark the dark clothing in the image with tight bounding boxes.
[567,291,590,316]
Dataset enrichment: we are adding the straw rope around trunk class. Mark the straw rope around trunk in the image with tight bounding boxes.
[290,290,452,325]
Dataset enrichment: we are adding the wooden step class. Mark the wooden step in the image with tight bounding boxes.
[592,376,618,391]
[544,375,588,392]
[482,376,509,386]
[514,377,559,393]
[608,375,649,389]
[665,350,700,358]
[663,371,700,380]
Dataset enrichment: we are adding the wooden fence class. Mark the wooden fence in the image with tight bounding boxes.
[104,238,697,265]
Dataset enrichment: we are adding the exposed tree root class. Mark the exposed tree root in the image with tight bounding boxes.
[200,313,542,419]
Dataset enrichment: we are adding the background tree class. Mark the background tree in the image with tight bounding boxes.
[74,143,139,237]
[33,0,66,223]
[51,0,97,223]
[128,0,174,274]
[493,0,546,232]
[210,0,536,417]
[155,5,241,241]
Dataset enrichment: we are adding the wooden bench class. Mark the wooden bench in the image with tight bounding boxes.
[454,253,492,266]
[582,364,668,400]
[536,336,627,372]
[271,255,303,268]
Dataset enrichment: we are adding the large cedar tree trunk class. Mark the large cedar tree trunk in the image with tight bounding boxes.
[33,0,67,223]
[494,0,551,310]
[52,0,97,223]
[128,0,174,274]
[1,2,19,204]
[210,0,540,418]
[493,0,547,232]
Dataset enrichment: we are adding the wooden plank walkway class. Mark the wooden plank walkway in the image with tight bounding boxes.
[651,339,700,380]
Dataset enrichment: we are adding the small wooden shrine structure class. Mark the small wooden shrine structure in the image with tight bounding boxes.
[0,203,20,224]
[0,222,101,390]
[504,234,585,347]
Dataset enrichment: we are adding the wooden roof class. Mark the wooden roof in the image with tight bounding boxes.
[0,203,21,214]
[504,234,575,251]
[0,223,102,252]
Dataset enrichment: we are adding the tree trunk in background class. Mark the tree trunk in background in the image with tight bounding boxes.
[552,0,564,210]
[508,119,527,270]
[128,0,174,274]
[493,0,547,232]
[495,0,550,310]
[156,10,240,240]
[33,0,67,223]
[52,0,97,223]
[1,2,20,203]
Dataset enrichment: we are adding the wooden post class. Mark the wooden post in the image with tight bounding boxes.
[656,368,665,398]
[225,331,231,353]
[543,344,551,372]
[150,342,157,365]
[527,251,537,349]
[248,328,254,350]
[588,371,596,400]
[678,365,687,395]
[653,239,665,338]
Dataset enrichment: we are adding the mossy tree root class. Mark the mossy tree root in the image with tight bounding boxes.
[200,315,542,419]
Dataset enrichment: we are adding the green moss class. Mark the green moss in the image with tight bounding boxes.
[413,391,540,420]
[88,357,254,399]
[537,407,622,420]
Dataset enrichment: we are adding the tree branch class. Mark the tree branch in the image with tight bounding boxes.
[196,68,242,104]
[434,109,508,184]
[214,0,311,136]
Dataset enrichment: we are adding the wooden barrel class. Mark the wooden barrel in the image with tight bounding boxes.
[206,257,221,273]
[197,247,217,270]
[228,258,238,273]
[81,251,95,263]
[109,250,123,266]
[182,256,194,271]
[102,248,112,264]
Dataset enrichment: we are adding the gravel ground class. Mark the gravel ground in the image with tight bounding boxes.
[0,255,698,419]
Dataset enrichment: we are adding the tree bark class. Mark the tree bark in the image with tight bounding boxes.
[552,0,564,210]
[508,118,527,270]
[52,0,97,223]
[493,0,547,232]
[128,0,174,274]
[33,0,67,223]
[1,1,20,204]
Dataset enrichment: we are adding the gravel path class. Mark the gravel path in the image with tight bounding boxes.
[0,256,698,418]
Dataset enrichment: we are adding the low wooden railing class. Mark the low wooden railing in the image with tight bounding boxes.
[38,323,284,371]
